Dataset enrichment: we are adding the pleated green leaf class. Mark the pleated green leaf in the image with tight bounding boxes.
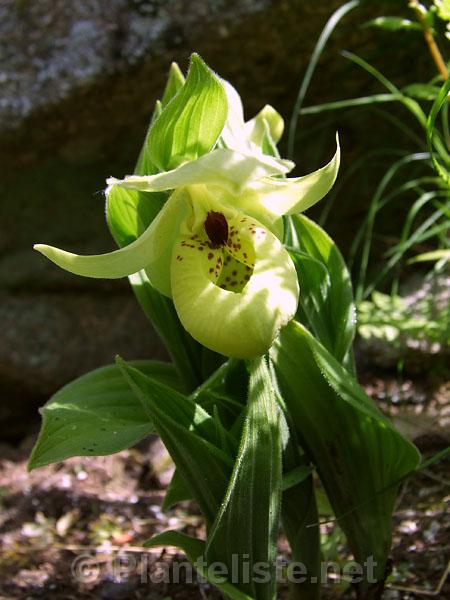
[271,321,420,596]
[161,62,186,107]
[144,529,205,559]
[128,271,202,391]
[28,361,181,470]
[205,357,282,600]
[286,214,356,367]
[281,463,320,600]
[276,390,321,600]
[281,465,313,492]
[162,468,192,511]
[147,53,228,171]
[135,62,185,176]
[163,362,245,512]
[117,358,232,526]
[144,531,254,600]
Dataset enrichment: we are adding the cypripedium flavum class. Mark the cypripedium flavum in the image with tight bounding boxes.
[34,54,340,358]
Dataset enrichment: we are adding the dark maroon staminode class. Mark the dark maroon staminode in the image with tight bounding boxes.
[204,211,229,248]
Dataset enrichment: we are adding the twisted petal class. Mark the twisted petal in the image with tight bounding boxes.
[34,189,188,284]
[170,215,299,358]
[34,227,156,280]
[240,134,340,217]
[109,148,294,196]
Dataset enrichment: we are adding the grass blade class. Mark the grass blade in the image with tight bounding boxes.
[287,0,360,158]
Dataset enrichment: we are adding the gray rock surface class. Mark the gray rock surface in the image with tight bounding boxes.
[0,0,272,132]
[0,291,168,441]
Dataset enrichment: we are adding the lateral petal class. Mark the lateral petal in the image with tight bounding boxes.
[243,134,340,217]
[34,221,157,280]
[34,189,187,283]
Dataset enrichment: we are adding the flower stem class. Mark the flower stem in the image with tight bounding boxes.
[409,0,448,80]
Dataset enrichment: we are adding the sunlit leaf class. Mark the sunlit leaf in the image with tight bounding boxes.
[271,321,420,596]
[206,357,282,600]
[402,83,441,100]
[276,387,321,600]
[117,358,232,525]
[408,248,450,263]
[362,16,422,32]
[427,76,450,183]
[286,214,356,368]
[28,361,181,470]
[161,62,186,107]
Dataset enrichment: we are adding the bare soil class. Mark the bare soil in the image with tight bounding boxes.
[0,376,448,600]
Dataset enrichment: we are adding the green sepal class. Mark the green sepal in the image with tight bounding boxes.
[134,100,163,177]
[147,53,228,171]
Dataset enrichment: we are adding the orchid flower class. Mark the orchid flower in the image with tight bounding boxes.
[34,55,340,358]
